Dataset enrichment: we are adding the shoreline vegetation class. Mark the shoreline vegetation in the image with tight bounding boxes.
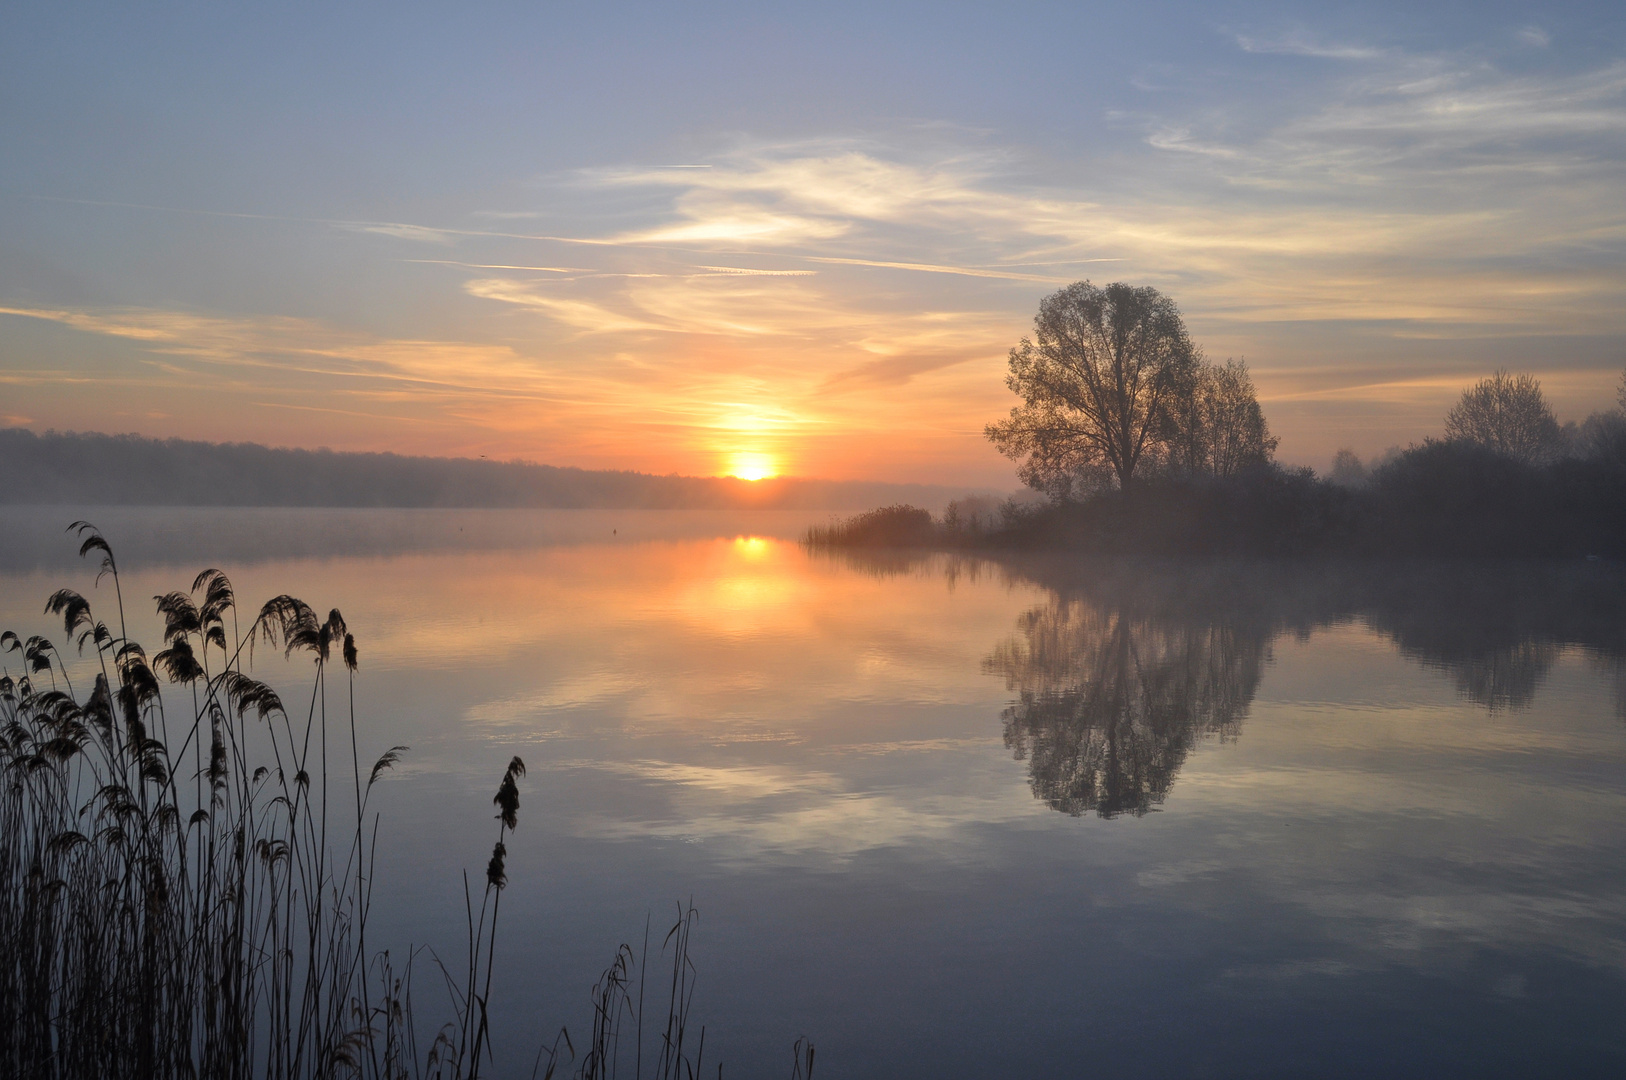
[0,525,813,1079]
[812,284,1626,560]
[804,436,1626,558]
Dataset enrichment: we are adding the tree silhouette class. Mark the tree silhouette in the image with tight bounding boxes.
[1443,370,1561,465]
[1160,358,1280,478]
[985,282,1200,498]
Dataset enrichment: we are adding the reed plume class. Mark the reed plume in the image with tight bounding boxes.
[0,525,419,1078]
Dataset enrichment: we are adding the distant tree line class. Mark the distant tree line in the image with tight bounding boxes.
[0,428,963,510]
[810,281,1626,559]
[1330,368,1626,483]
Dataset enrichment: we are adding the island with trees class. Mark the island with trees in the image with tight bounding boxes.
[808,281,1626,558]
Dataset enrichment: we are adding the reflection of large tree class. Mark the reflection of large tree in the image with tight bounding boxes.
[986,599,1266,817]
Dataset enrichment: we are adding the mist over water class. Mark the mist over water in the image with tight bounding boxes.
[3,509,1624,1077]
[0,506,826,572]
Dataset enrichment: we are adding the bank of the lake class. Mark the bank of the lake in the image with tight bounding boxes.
[808,442,1626,560]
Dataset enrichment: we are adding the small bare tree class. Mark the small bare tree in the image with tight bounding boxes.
[1443,369,1561,464]
[1161,358,1279,478]
[1329,449,1368,488]
[1573,367,1626,468]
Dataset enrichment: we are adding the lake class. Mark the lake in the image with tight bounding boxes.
[3,507,1624,1078]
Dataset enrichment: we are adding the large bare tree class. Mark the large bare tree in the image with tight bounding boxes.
[986,281,1199,497]
[1443,369,1561,464]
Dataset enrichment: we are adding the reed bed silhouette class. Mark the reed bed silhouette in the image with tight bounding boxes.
[803,505,938,549]
[0,524,812,1080]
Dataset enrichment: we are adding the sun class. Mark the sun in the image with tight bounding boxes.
[727,452,778,481]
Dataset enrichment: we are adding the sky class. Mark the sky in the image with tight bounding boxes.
[3,1,1624,487]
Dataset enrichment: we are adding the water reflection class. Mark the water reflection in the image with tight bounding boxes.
[829,553,1626,817]
[1349,562,1626,715]
[986,603,1263,816]
[0,506,823,572]
[4,521,1625,1074]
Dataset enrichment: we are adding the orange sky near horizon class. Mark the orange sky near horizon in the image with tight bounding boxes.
[5,198,1621,487]
[4,10,1625,487]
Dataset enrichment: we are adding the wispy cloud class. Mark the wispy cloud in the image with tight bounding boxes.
[695,265,817,276]
[1235,33,1387,61]
[406,259,589,272]
[461,279,671,333]
[821,352,978,389]
[0,303,564,398]
[340,222,456,244]
[1293,61,1626,147]
[621,208,850,246]
[803,256,1068,283]
[595,148,991,222]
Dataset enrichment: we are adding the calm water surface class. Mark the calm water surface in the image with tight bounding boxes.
[3,508,1625,1078]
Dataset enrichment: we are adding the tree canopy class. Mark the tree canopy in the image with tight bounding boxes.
[1443,369,1561,464]
[985,281,1276,499]
[1159,358,1279,479]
